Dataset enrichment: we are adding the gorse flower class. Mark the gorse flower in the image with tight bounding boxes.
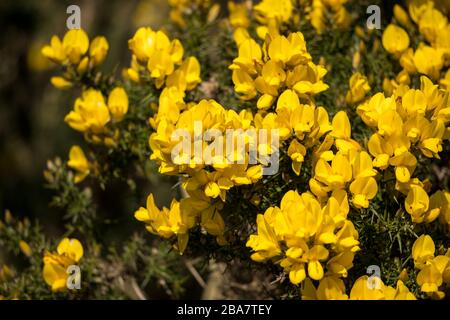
[346,72,371,104]
[42,29,109,89]
[64,87,129,146]
[29,0,450,301]
[302,275,416,300]
[67,145,90,184]
[230,32,328,110]
[127,27,200,90]
[65,89,111,134]
[42,238,83,292]
[247,190,359,285]
[107,87,129,122]
[356,75,449,223]
[411,235,450,299]
[382,1,450,85]
[382,24,410,56]
[135,194,195,253]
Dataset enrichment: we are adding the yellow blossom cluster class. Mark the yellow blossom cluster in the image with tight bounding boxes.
[252,0,294,39]
[150,99,266,195]
[143,98,270,247]
[227,0,351,43]
[230,31,328,110]
[412,235,450,298]
[126,26,201,91]
[24,0,450,301]
[382,1,450,91]
[301,275,416,300]
[308,111,380,209]
[356,76,450,223]
[246,189,360,285]
[64,87,129,146]
[135,191,226,253]
[41,29,109,89]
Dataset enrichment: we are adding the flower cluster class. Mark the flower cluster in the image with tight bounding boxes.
[356,76,449,222]
[252,0,294,39]
[41,29,109,89]
[134,191,226,253]
[382,2,450,91]
[42,238,83,292]
[146,99,271,247]
[307,111,379,209]
[127,27,201,90]
[230,32,328,110]
[301,275,416,300]
[27,0,450,301]
[247,189,359,285]
[412,235,450,298]
[64,87,129,146]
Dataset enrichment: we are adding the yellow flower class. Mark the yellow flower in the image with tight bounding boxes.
[411,235,450,298]
[89,36,109,66]
[314,153,352,190]
[287,139,307,175]
[302,276,348,300]
[230,38,262,75]
[405,185,430,222]
[166,56,202,92]
[19,240,32,257]
[65,89,110,133]
[349,177,378,209]
[107,87,129,122]
[41,35,66,64]
[309,0,325,34]
[62,29,90,64]
[248,190,358,285]
[135,194,196,253]
[50,76,73,90]
[0,265,13,282]
[346,72,371,104]
[412,234,435,266]
[254,0,292,26]
[349,276,385,300]
[68,145,90,183]
[393,4,412,28]
[330,111,360,154]
[128,27,157,62]
[417,5,447,43]
[246,209,281,262]
[304,276,415,300]
[413,44,443,80]
[382,24,410,56]
[436,191,450,227]
[128,27,184,88]
[43,238,83,292]
[228,1,249,28]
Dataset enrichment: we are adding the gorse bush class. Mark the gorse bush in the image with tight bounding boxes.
[1,0,450,300]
